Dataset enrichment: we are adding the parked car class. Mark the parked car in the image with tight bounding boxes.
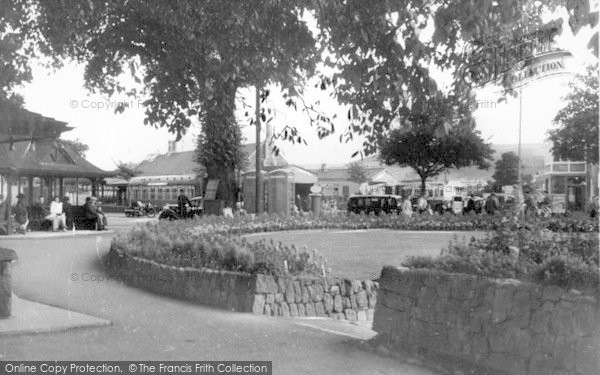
[347,195,402,215]
[158,196,204,220]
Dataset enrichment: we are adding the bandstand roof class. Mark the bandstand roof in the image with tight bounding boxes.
[0,139,110,178]
[0,102,110,178]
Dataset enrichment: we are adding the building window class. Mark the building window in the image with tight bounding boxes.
[551,176,567,194]
[570,163,585,172]
[553,164,569,172]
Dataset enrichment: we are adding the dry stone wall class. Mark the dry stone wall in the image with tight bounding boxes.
[108,248,376,323]
[373,266,600,375]
[252,274,377,322]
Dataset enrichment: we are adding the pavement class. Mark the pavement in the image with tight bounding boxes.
[0,215,440,374]
[0,294,111,336]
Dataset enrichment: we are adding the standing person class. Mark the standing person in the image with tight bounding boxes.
[539,190,551,217]
[401,196,413,218]
[485,193,498,215]
[295,194,302,213]
[13,193,29,234]
[524,191,537,217]
[464,194,476,214]
[417,195,428,214]
[48,196,68,231]
[177,189,191,218]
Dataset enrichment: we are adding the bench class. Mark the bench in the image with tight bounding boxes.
[68,206,100,230]
[27,206,53,231]
[27,205,102,231]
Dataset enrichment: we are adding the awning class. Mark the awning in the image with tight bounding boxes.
[270,166,317,184]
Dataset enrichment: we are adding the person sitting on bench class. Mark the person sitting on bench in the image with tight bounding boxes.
[47,196,68,232]
[13,193,29,234]
[83,197,105,230]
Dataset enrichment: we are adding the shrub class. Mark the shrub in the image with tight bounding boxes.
[403,222,599,289]
[111,220,328,277]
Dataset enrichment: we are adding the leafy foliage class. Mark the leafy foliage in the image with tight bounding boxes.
[379,94,493,194]
[59,138,89,158]
[111,220,329,277]
[548,63,599,164]
[404,222,599,289]
[492,152,521,187]
[114,161,140,180]
[0,0,597,159]
[346,161,368,184]
[313,0,598,153]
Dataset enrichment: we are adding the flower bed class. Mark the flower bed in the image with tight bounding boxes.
[175,211,599,236]
[111,221,329,277]
[112,212,598,287]
[404,223,600,290]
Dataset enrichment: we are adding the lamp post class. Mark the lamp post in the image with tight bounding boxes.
[255,84,263,214]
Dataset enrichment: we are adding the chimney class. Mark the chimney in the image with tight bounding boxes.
[168,140,177,153]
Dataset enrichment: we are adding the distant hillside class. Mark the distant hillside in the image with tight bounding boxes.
[299,143,552,183]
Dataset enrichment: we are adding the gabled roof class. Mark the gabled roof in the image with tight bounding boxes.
[134,142,289,177]
[136,150,202,176]
[244,141,289,171]
[0,139,109,178]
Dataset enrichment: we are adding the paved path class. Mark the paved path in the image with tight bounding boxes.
[0,219,440,374]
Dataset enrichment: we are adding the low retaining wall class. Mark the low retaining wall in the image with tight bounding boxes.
[107,248,376,323]
[0,248,18,318]
[373,266,600,375]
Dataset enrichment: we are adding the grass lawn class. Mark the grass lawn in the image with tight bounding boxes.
[245,229,485,280]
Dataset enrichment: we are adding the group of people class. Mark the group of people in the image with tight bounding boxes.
[0,193,107,235]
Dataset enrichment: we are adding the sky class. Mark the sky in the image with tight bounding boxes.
[13,12,598,171]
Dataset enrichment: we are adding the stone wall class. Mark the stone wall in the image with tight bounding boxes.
[373,266,600,375]
[252,274,377,322]
[107,248,376,323]
[0,248,18,319]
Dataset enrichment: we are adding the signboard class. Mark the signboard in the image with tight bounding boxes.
[551,194,566,214]
[204,179,219,201]
[310,184,322,194]
[460,21,572,90]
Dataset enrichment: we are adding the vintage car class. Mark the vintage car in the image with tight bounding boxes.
[347,195,403,215]
[158,196,204,220]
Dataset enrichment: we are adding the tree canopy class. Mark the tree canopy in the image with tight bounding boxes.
[548,63,599,164]
[379,94,493,194]
[0,0,597,156]
[492,152,521,187]
[60,138,89,158]
[346,161,368,184]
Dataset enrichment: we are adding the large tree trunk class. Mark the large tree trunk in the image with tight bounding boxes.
[199,80,241,207]
[420,176,427,196]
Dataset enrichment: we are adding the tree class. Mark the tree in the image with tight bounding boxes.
[346,161,368,184]
[548,63,599,164]
[22,1,320,203]
[312,1,597,153]
[492,152,521,187]
[1,0,596,160]
[379,94,493,195]
[114,161,140,180]
[60,138,89,158]
[482,180,503,194]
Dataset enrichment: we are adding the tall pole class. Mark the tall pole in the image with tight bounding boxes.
[517,86,523,218]
[255,84,263,214]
